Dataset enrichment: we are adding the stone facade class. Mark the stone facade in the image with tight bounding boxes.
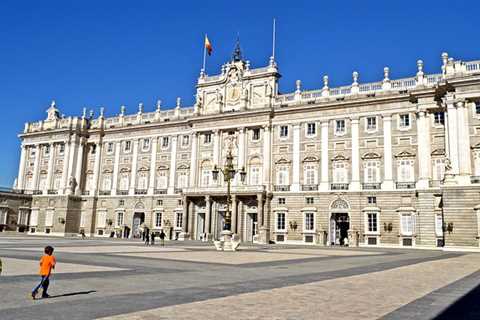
[12,50,480,248]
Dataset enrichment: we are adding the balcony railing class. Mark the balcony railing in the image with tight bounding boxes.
[135,189,147,195]
[81,190,90,196]
[99,190,111,196]
[32,190,43,195]
[274,185,290,192]
[471,176,480,184]
[116,190,129,195]
[154,189,167,195]
[362,183,381,190]
[396,182,416,189]
[174,188,183,194]
[331,183,349,190]
[302,185,318,191]
[47,189,58,195]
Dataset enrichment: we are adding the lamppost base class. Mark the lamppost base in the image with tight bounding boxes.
[213,230,241,251]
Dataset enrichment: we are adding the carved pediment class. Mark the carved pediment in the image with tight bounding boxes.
[472,143,480,150]
[275,158,291,164]
[177,164,190,170]
[138,167,149,172]
[362,152,381,160]
[394,151,416,158]
[331,154,349,162]
[303,156,319,162]
[431,148,446,156]
[330,198,350,210]
[156,165,169,171]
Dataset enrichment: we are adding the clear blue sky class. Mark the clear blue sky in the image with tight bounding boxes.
[0,0,478,186]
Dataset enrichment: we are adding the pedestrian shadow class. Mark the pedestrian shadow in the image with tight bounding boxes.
[48,290,96,298]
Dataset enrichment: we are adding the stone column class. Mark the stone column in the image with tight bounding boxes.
[262,125,271,191]
[205,195,211,237]
[74,138,85,195]
[231,194,237,234]
[382,115,394,190]
[129,139,139,195]
[257,193,264,227]
[44,143,55,194]
[320,121,329,191]
[445,96,460,175]
[148,137,158,195]
[456,100,472,184]
[350,118,360,190]
[236,128,246,186]
[416,110,431,189]
[188,201,195,239]
[31,144,41,191]
[182,196,188,232]
[111,141,121,195]
[92,141,103,195]
[67,136,79,185]
[292,123,301,192]
[17,144,27,190]
[168,135,178,194]
[189,132,198,187]
[60,139,71,194]
[212,130,220,186]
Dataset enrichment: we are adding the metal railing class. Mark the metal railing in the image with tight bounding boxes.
[174,188,183,194]
[471,176,480,184]
[154,189,167,195]
[116,190,129,195]
[274,185,290,192]
[134,189,147,195]
[396,182,416,189]
[362,183,381,190]
[99,190,111,196]
[302,185,318,191]
[331,183,349,190]
[81,190,90,196]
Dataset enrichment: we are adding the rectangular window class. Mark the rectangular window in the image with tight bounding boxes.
[44,145,50,156]
[366,117,377,131]
[204,133,212,144]
[401,214,414,235]
[398,160,414,182]
[107,142,114,153]
[277,212,286,231]
[162,137,169,148]
[277,166,289,185]
[399,114,410,128]
[252,128,260,141]
[182,135,189,147]
[178,199,183,206]
[434,112,445,125]
[157,199,163,206]
[280,125,288,138]
[333,162,347,183]
[278,198,286,205]
[142,138,150,151]
[116,212,124,227]
[91,144,96,154]
[249,166,261,185]
[367,212,378,232]
[155,212,162,228]
[365,161,379,183]
[307,123,316,136]
[335,120,345,134]
[124,141,131,152]
[367,196,377,205]
[59,144,65,155]
[433,158,445,181]
[119,200,125,206]
[304,212,314,231]
[305,197,314,204]
[476,102,480,114]
[176,211,183,228]
[304,164,316,185]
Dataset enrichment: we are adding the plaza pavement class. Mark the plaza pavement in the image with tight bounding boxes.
[1,235,480,319]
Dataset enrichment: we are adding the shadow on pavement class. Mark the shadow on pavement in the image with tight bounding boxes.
[434,284,480,319]
[48,290,97,298]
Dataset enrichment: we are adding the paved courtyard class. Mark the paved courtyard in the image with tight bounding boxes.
[1,236,480,319]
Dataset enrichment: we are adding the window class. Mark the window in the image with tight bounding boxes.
[276,212,286,231]
[367,196,377,205]
[142,139,150,151]
[398,160,414,182]
[44,145,50,156]
[367,212,378,232]
[335,120,345,135]
[86,174,94,191]
[30,209,39,226]
[182,135,189,147]
[119,174,129,190]
[366,117,377,131]
[399,114,410,129]
[279,125,288,138]
[53,175,62,190]
[91,145,96,154]
[157,199,163,206]
[401,213,414,235]
[107,142,114,154]
[304,212,314,231]
[333,162,347,183]
[277,166,289,185]
[137,172,148,189]
[176,211,183,228]
[178,199,183,206]
[364,161,380,183]
[249,166,261,185]
[116,212,124,227]
[304,164,317,185]
[306,123,316,136]
[435,214,443,237]
[155,212,162,228]
[119,200,125,206]
[59,144,65,155]
[177,171,188,188]
[96,211,107,228]
[278,198,286,205]
[102,175,112,190]
[434,112,445,125]
[475,151,480,176]
[305,197,314,204]
[157,171,168,189]
[476,102,480,115]
[162,137,169,148]
[124,141,132,153]
[433,158,445,181]
[252,128,260,141]
[204,133,212,144]
[201,169,211,186]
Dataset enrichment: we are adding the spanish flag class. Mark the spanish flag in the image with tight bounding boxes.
[205,35,213,56]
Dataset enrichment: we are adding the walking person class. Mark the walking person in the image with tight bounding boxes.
[159,230,166,247]
[150,232,155,246]
[144,231,150,246]
[31,246,56,299]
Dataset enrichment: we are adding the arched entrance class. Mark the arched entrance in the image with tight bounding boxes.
[132,212,145,238]
[329,198,350,246]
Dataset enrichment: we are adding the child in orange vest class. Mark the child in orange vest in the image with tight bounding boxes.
[31,246,56,299]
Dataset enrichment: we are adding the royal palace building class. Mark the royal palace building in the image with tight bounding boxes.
[8,49,480,249]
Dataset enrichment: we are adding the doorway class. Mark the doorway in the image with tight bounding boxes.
[132,212,145,238]
[196,212,205,240]
[216,211,225,239]
[245,212,257,242]
[330,212,349,246]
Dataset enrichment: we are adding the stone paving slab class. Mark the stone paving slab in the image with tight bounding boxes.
[99,254,480,320]
[1,257,126,276]
[265,248,383,256]
[3,246,187,253]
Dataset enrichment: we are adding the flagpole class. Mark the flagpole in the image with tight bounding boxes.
[272,18,276,60]
[202,34,207,72]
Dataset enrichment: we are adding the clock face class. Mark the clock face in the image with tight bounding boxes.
[227,86,241,102]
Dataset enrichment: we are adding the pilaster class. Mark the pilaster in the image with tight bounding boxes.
[17,144,27,190]
[262,125,271,191]
[189,132,198,187]
[111,141,121,195]
[92,141,103,195]
[292,123,301,192]
[168,135,178,194]
[31,144,41,191]
[319,121,329,191]
[129,139,139,195]
[45,143,55,194]
[350,118,360,190]
[416,110,431,189]
[148,137,158,195]
[381,115,394,190]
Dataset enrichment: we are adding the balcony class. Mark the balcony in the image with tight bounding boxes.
[154,189,167,195]
[396,182,415,189]
[274,185,290,192]
[135,189,147,195]
[362,183,381,190]
[32,190,43,195]
[47,189,58,195]
[174,188,183,194]
[331,183,349,190]
[81,190,90,196]
[302,185,318,191]
[116,190,129,195]
[99,190,111,196]
[471,176,480,184]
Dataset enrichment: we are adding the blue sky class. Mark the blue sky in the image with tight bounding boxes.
[0,0,478,186]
